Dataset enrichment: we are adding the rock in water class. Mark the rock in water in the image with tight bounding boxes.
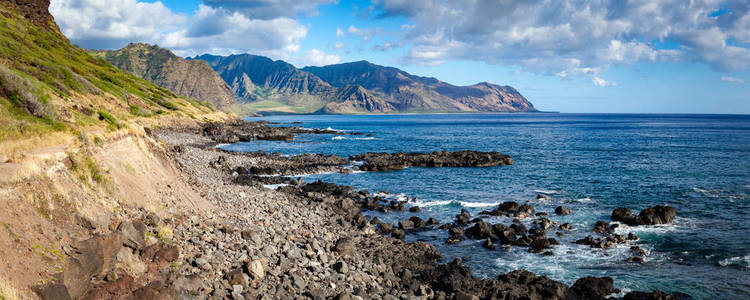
[612,206,676,225]
[391,229,406,240]
[637,205,676,225]
[570,276,618,299]
[350,150,513,171]
[466,220,492,239]
[555,206,572,215]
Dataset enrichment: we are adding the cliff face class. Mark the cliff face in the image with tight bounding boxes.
[191,54,338,113]
[303,61,537,112]
[91,44,236,110]
[4,0,57,31]
[323,85,396,113]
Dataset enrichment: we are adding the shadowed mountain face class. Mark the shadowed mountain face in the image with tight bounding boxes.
[192,55,534,114]
[191,54,342,114]
[302,61,536,112]
[91,44,235,110]
[90,50,534,114]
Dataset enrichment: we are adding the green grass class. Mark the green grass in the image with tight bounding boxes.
[0,3,215,143]
[96,110,120,129]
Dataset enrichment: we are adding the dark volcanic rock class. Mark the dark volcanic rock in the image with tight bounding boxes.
[555,206,572,216]
[612,206,676,226]
[637,206,676,225]
[570,276,618,299]
[465,220,492,239]
[350,150,513,171]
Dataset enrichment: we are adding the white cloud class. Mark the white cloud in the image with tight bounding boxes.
[202,0,334,19]
[333,42,346,49]
[50,1,309,61]
[721,76,745,83]
[592,77,618,87]
[345,25,379,41]
[373,0,750,77]
[162,5,307,59]
[295,49,341,67]
[50,0,185,49]
[336,27,344,37]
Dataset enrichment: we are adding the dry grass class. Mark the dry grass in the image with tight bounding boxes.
[0,277,23,300]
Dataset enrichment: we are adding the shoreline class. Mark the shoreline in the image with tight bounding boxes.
[150,120,692,299]
[21,119,694,299]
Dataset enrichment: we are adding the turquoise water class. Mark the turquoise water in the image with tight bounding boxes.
[222,113,750,299]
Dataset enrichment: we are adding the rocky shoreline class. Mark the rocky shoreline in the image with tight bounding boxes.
[33,120,692,299]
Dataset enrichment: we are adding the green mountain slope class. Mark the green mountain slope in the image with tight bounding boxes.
[0,0,219,157]
[192,54,336,114]
[90,43,236,110]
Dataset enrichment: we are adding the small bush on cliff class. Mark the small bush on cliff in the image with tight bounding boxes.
[0,65,55,120]
[96,110,121,129]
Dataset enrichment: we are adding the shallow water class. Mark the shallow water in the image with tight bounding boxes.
[222,113,750,299]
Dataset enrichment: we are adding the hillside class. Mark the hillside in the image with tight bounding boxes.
[192,54,337,114]
[0,0,224,160]
[90,43,236,110]
[303,61,536,112]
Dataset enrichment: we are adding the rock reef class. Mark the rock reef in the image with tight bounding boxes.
[351,151,514,171]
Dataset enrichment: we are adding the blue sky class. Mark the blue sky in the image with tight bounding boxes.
[49,0,750,114]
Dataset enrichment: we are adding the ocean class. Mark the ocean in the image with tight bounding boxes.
[220,113,750,299]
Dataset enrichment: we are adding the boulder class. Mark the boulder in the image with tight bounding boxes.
[246,259,265,279]
[612,207,637,225]
[612,206,676,226]
[570,276,618,300]
[555,206,572,216]
[482,238,496,250]
[333,261,349,273]
[334,238,355,257]
[637,206,676,225]
[498,201,520,213]
[117,221,146,250]
[465,220,492,239]
[409,216,426,228]
[391,229,406,240]
[33,283,72,300]
[398,220,415,230]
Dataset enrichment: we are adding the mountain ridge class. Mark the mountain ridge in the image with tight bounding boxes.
[90,43,236,110]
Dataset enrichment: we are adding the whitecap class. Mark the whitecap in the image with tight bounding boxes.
[534,189,564,195]
[411,200,455,207]
[718,255,750,269]
[332,136,345,140]
[409,199,498,208]
[607,288,632,299]
[284,170,337,177]
[353,137,376,140]
[263,183,289,190]
[460,201,501,208]
[612,217,696,235]
[575,197,594,203]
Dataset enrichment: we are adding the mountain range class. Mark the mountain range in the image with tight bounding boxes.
[96,45,536,114]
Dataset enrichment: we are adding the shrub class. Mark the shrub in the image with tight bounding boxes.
[0,65,54,119]
[96,110,121,129]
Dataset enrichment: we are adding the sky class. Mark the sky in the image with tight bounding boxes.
[48,0,750,114]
